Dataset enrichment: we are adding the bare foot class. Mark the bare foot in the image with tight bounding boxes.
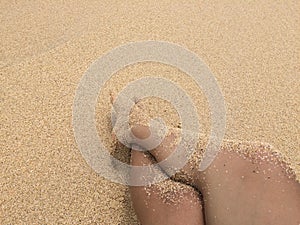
[130,146,205,225]
[110,95,300,224]
[130,125,300,225]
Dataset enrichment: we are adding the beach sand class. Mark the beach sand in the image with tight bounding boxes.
[1,0,299,224]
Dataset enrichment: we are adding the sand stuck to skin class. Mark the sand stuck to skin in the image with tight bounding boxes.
[1,0,299,224]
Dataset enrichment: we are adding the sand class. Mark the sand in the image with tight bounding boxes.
[1,0,299,224]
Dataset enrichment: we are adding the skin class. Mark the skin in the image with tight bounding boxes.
[130,148,205,225]
[128,125,300,225]
[110,95,300,225]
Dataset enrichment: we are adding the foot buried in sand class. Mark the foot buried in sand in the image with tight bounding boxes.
[111,94,300,225]
[130,145,205,225]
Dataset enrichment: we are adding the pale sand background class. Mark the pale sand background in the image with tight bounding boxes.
[1,0,299,224]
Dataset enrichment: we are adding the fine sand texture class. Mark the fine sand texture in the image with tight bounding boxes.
[1,0,299,224]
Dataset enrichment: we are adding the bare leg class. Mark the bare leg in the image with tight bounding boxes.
[110,94,299,224]
[130,147,205,225]
[196,149,300,225]
[130,125,300,225]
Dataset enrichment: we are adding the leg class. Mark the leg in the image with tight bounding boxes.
[196,149,300,225]
[130,125,300,225]
[130,147,205,225]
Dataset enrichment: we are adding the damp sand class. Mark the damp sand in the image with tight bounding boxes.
[1,1,299,224]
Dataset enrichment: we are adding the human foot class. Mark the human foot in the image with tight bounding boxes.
[110,95,299,224]
[129,124,300,225]
[129,146,205,225]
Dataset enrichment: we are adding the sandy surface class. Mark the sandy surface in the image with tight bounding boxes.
[1,0,299,224]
